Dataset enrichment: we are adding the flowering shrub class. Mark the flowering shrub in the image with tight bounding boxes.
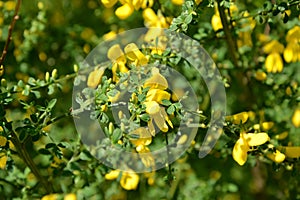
[0,0,300,199]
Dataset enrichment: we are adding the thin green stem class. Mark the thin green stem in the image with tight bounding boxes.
[10,130,53,193]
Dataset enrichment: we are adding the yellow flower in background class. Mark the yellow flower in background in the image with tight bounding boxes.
[292,108,300,128]
[172,0,184,6]
[87,67,105,88]
[143,8,169,28]
[0,136,7,146]
[233,132,270,166]
[284,26,300,63]
[263,40,284,73]
[0,152,7,169]
[278,146,300,158]
[226,112,249,124]
[105,169,140,190]
[101,0,118,8]
[64,194,76,200]
[211,4,238,32]
[255,71,267,81]
[4,1,16,11]
[115,3,134,19]
[267,150,286,163]
[237,11,256,48]
[41,194,58,200]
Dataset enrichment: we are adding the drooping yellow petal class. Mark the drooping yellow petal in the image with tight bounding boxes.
[146,89,171,104]
[87,67,105,88]
[143,8,159,25]
[279,146,300,158]
[267,150,286,163]
[115,4,134,20]
[0,153,7,169]
[41,194,58,200]
[232,137,249,166]
[292,108,300,128]
[124,43,148,66]
[152,111,169,132]
[105,170,120,180]
[265,52,283,73]
[101,0,118,8]
[286,26,300,43]
[120,172,139,190]
[64,193,77,200]
[283,45,293,63]
[211,14,223,31]
[243,132,270,146]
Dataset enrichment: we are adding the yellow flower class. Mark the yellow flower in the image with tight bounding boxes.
[41,194,58,200]
[292,108,300,128]
[172,0,184,6]
[64,193,76,200]
[4,1,16,11]
[265,52,283,73]
[124,43,148,66]
[120,171,139,190]
[143,8,169,28]
[233,132,270,166]
[146,89,171,104]
[275,131,288,140]
[255,71,267,81]
[105,169,139,190]
[211,14,223,31]
[143,67,168,90]
[130,127,152,152]
[263,40,284,54]
[0,152,7,169]
[101,0,118,8]
[284,26,300,63]
[226,112,249,124]
[115,3,134,20]
[267,150,286,163]
[195,0,202,5]
[144,101,173,134]
[87,67,105,88]
[278,146,300,158]
[107,44,128,82]
[0,136,7,146]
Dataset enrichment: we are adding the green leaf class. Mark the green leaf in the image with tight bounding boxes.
[140,114,150,122]
[38,148,51,155]
[47,99,57,110]
[161,99,172,106]
[167,105,176,114]
[111,128,122,143]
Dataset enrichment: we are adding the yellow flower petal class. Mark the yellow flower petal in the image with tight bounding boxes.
[275,131,288,140]
[144,101,160,114]
[232,137,249,166]
[120,172,139,190]
[152,110,169,132]
[108,91,120,103]
[172,0,184,6]
[229,112,249,124]
[115,3,134,20]
[87,67,105,88]
[64,193,76,200]
[105,170,120,180]
[107,44,126,63]
[101,0,118,8]
[255,71,267,81]
[267,150,286,163]
[144,68,168,90]
[130,127,152,147]
[211,14,223,31]
[283,45,293,63]
[0,136,7,146]
[41,194,58,200]
[279,146,300,158]
[143,8,159,25]
[263,40,284,54]
[292,108,300,128]
[124,43,148,65]
[286,26,300,43]
[146,89,171,104]
[265,53,283,73]
[243,132,270,146]
[261,122,274,131]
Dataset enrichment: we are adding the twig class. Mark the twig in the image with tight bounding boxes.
[0,0,22,66]
[217,0,239,67]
